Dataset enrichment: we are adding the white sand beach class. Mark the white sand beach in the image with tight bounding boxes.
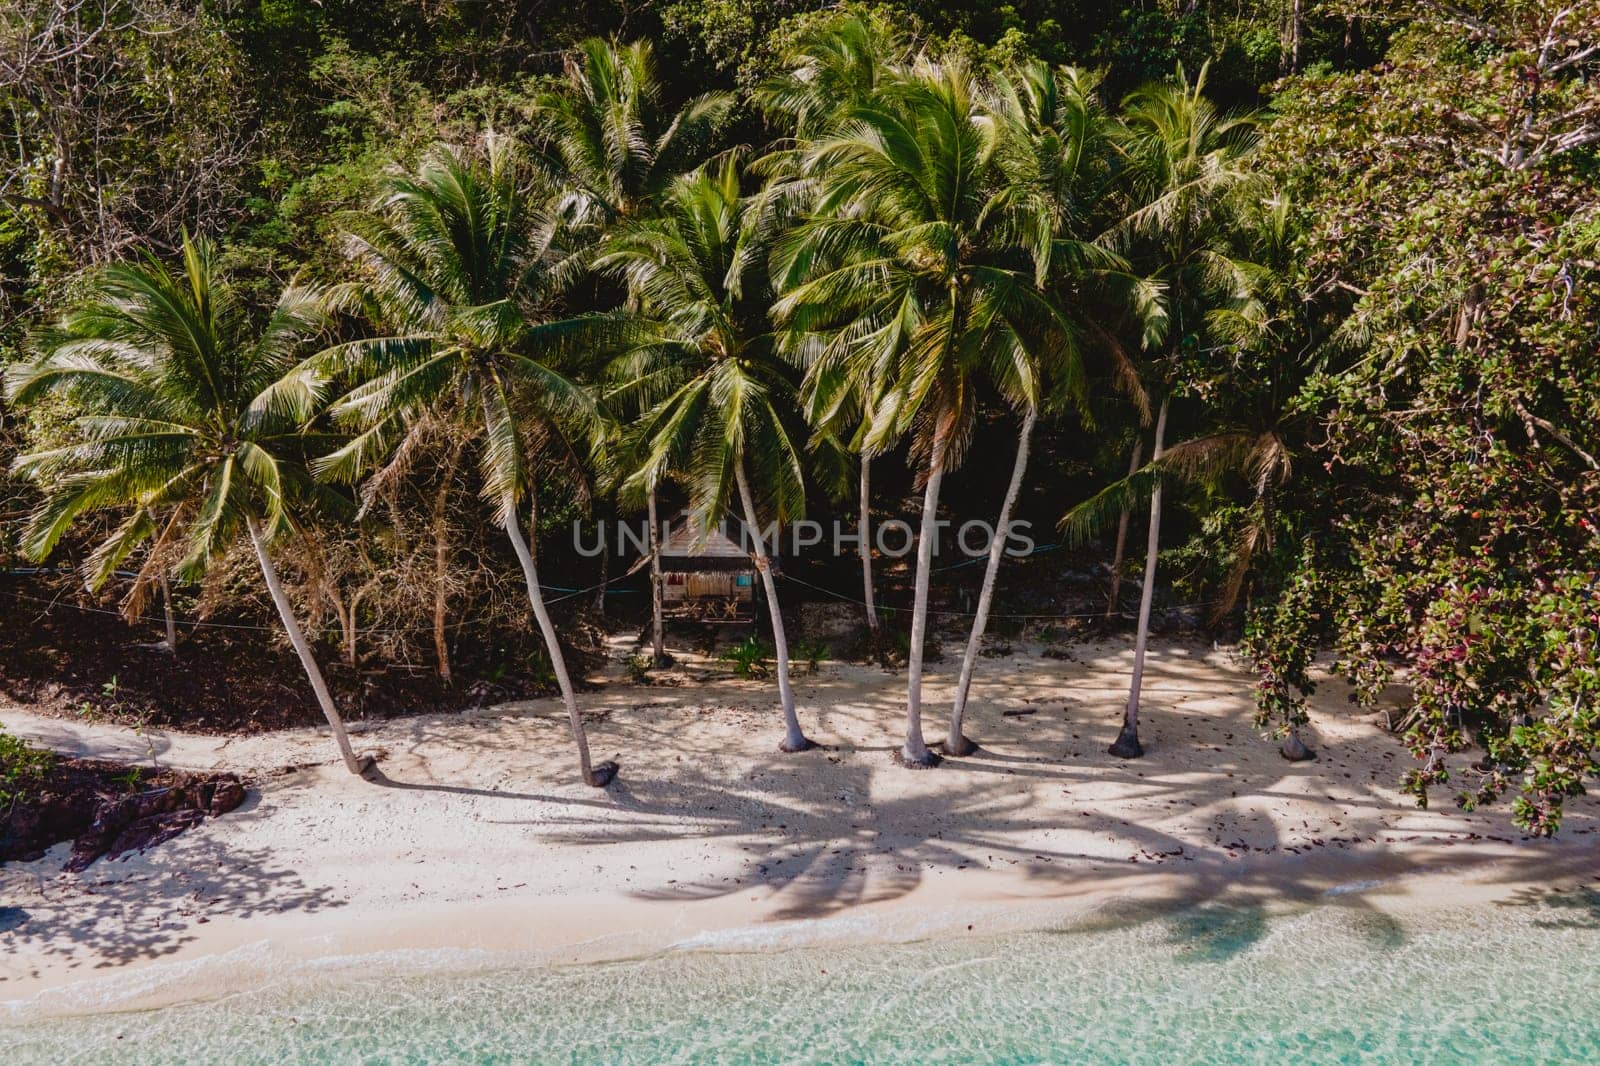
[4,636,1597,1019]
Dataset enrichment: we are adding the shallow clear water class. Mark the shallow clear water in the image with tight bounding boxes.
[9,888,1600,1064]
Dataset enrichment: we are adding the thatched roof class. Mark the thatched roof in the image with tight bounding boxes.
[659,513,758,572]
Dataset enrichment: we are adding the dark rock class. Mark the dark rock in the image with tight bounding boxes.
[104,809,205,862]
[209,776,246,816]
[67,787,181,872]
[3,760,249,871]
[586,760,620,788]
[0,787,98,862]
[1280,733,1316,761]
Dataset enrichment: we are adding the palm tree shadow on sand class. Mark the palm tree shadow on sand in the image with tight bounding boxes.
[0,836,345,982]
[524,753,1600,928]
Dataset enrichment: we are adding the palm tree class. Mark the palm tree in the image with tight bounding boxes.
[292,137,618,788]
[535,37,734,234]
[1088,64,1258,759]
[775,57,1076,767]
[793,378,885,635]
[6,236,370,776]
[942,60,1149,756]
[596,160,815,753]
[759,12,909,638]
[1066,193,1315,760]
[536,36,733,654]
[754,10,907,143]
[1103,434,1145,617]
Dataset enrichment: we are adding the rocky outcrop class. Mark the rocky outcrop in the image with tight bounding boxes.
[1,762,246,869]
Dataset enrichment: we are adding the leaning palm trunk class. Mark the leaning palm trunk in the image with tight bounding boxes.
[647,485,666,664]
[1111,396,1169,759]
[247,517,365,776]
[502,493,617,788]
[946,407,1036,755]
[902,431,950,767]
[859,457,878,633]
[1104,439,1144,618]
[735,462,812,752]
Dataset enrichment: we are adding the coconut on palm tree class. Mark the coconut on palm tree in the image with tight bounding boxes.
[7,235,371,776]
[774,56,1082,767]
[596,159,815,753]
[289,137,619,788]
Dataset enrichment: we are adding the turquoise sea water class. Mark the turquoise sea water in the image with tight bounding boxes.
[8,887,1600,1064]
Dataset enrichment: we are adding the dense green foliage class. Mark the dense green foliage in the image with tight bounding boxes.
[2,2,1596,823]
[1239,5,1600,834]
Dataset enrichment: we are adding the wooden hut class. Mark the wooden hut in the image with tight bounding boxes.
[659,515,758,622]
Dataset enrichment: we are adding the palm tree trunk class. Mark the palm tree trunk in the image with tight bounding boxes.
[344,583,375,669]
[1105,439,1145,618]
[859,456,878,633]
[432,441,465,683]
[246,516,365,776]
[592,498,610,619]
[902,429,950,768]
[735,461,812,752]
[343,599,358,668]
[1111,396,1169,759]
[946,407,1036,756]
[647,485,666,664]
[502,493,616,787]
[432,555,452,684]
[159,573,177,653]
[1287,0,1303,73]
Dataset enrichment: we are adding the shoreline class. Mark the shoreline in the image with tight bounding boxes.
[7,838,1597,1023]
[4,637,1596,1022]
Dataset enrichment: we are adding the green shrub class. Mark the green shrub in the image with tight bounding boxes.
[794,639,830,673]
[720,635,773,678]
[625,652,654,683]
[0,729,54,811]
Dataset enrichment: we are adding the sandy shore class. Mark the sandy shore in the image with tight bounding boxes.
[3,635,1596,1019]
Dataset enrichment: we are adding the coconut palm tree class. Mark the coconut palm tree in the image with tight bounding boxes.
[288,137,618,788]
[596,159,815,753]
[792,371,886,635]
[535,36,733,652]
[941,60,1156,756]
[1089,64,1259,759]
[759,12,910,638]
[754,10,907,144]
[1064,193,1316,759]
[774,57,1078,767]
[6,235,370,776]
[535,37,734,234]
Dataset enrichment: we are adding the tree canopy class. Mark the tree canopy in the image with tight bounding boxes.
[3,1,1596,822]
